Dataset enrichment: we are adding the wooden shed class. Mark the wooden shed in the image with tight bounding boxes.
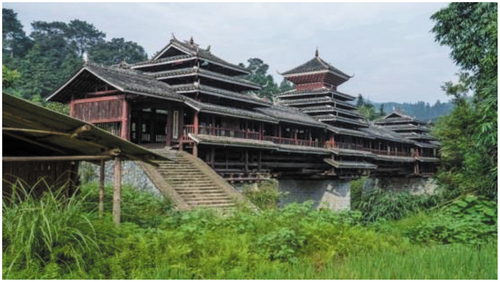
[3,93,167,223]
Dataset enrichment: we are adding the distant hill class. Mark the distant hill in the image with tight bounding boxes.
[370,100,454,122]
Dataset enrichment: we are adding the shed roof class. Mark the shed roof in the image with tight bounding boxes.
[3,93,167,164]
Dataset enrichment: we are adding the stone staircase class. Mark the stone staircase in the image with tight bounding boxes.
[140,148,248,210]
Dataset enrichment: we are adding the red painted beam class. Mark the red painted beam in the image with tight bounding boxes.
[73,95,125,104]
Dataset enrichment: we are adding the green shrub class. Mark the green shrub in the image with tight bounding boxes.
[243,179,282,210]
[349,177,366,210]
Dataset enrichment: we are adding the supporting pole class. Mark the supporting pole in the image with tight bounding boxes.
[99,159,105,217]
[69,95,75,117]
[113,158,122,225]
[121,98,129,140]
[244,150,249,173]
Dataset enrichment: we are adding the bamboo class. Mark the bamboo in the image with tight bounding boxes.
[113,158,122,225]
[3,155,113,162]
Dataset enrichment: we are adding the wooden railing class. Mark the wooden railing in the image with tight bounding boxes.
[182,124,413,155]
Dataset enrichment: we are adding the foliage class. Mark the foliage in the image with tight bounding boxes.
[2,182,497,279]
[88,38,148,65]
[239,58,295,101]
[356,94,383,121]
[242,179,281,210]
[349,177,365,210]
[2,65,20,88]
[431,3,498,199]
[355,186,439,222]
[2,8,148,106]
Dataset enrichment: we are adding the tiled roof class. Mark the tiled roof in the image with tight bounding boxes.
[299,105,363,118]
[416,157,440,163]
[324,159,378,169]
[414,142,439,149]
[189,134,276,150]
[282,56,350,79]
[399,132,437,141]
[381,124,431,132]
[47,62,183,103]
[360,125,415,144]
[330,148,375,157]
[152,38,249,74]
[184,99,278,123]
[151,67,261,90]
[129,54,194,68]
[171,83,271,106]
[279,96,357,109]
[255,105,326,128]
[326,125,374,139]
[372,155,416,162]
[314,114,368,127]
[189,134,330,155]
[276,87,356,101]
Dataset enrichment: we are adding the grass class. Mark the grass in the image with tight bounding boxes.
[2,181,498,279]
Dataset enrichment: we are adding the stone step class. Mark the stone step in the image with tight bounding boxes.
[175,187,222,192]
[176,190,225,195]
[184,196,232,202]
[189,202,236,208]
[167,179,215,184]
[188,199,235,206]
[180,193,229,199]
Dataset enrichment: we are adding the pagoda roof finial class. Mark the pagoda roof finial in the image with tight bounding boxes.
[315,46,319,57]
[190,36,194,45]
[171,32,177,41]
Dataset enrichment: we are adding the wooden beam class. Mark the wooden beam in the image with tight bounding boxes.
[3,127,71,136]
[99,159,105,217]
[70,124,92,138]
[113,158,122,225]
[3,155,113,162]
[86,89,121,96]
[72,95,125,104]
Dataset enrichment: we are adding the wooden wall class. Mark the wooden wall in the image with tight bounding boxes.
[2,160,79,198]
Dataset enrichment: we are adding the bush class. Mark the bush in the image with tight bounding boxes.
[243,179,282,210]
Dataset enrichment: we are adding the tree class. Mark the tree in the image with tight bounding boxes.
[2,8,32,66]
[356,94,365,107]
[66,20,105,57]
[278,78,294,92]
[240,58,280,100]
[2,65,20,89]
[431,3,497,199]
[379,103,386,117]
[357,103,377,121]
[88,38,148,65]
[18,21,82,99]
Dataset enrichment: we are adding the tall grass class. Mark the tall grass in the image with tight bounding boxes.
[2,180,101,279]
[2,181,498,279]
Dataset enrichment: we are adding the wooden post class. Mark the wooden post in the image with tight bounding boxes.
[69,95,75,117]
[194,111,199,134]
[113,158,122,225]
[259,122,263,140]
[193,143,198,158]
[121,98,129,140]
[166,105,172,146]
[211,147,215,167]
[99,159,105,217]
[258,151,262,172]
[278,125,282,138]
[244,150,249,172]
[294,129,298,145]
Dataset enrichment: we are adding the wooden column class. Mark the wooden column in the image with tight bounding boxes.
[166,105,172,146]
[258,122,263,140]
[113,158,122,225]
[244,150,249,172]
[193,111,199,158]
[194,111,199,134]
[69,95,75,117]
[258,151,262,172]
[278,125,282,138]
[99,159,105,217]
[211,147,215,167]
[121,98,130,140]
[294,129,298,145]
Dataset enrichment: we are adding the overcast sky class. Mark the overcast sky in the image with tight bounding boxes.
[5,2,460,104]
